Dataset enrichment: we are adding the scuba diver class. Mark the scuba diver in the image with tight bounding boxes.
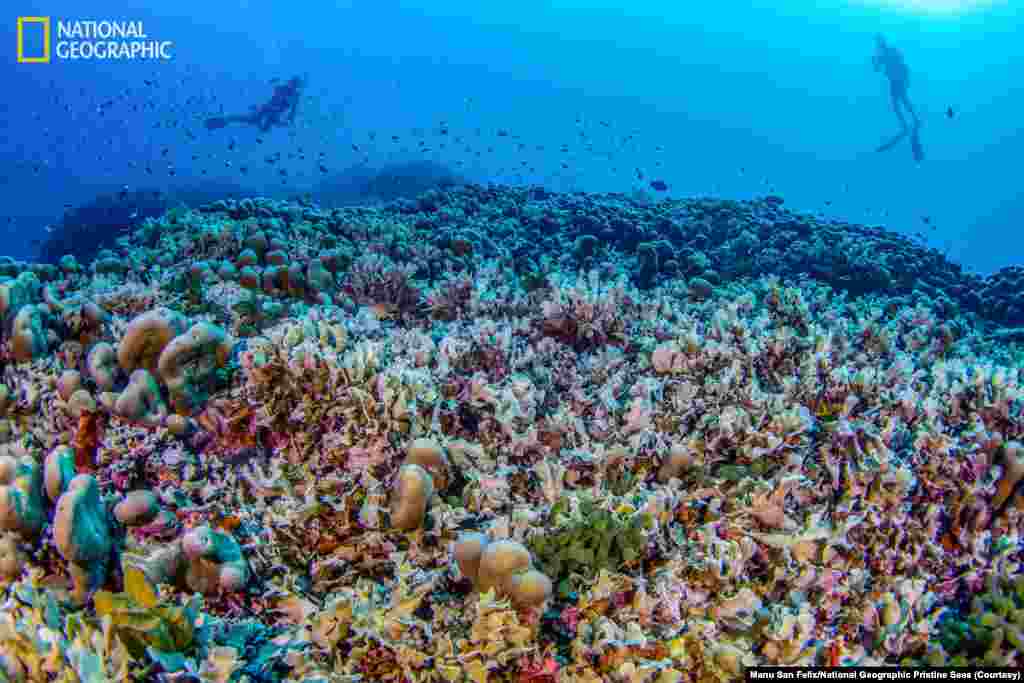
[205,75,305,132]
[872,34,924,162]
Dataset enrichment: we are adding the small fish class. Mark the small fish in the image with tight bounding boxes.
[946,106,954,119]
[649,180,669,192]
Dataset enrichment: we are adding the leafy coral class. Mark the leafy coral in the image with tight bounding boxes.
[528,494,653,598]
[92,566,201,660]
[906,564,1024,667]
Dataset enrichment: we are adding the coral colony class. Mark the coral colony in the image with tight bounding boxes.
[1,185,1023,681]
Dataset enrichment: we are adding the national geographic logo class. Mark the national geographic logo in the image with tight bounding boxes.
[16,16,49,63]
[17,17,173,63]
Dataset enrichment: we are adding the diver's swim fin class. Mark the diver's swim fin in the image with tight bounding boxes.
[910,128,924,162]
[204,117,228,131]
[875,131,907,153]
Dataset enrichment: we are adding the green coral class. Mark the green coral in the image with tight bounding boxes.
[0,566,299,682]
[0,572,158,681]
[165,205,188,225]
[528,495,652,598]
[91,567,201,660]
[906,568,1024,667]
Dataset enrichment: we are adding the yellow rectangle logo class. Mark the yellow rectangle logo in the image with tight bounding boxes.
[17,16,50,63]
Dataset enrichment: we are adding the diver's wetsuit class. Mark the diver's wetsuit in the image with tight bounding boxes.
[872,35,923,162]
[205,77,303,132]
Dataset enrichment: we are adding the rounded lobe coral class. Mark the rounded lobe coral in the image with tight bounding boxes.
[389,463,434,531]
[477,540,532,595]
[453,531,489,584]
[117,307,189,375]
[157,321,233,415]
[404,437,449,490]
[53,474,112,604]
[0,454,45,538]
[113,369,168,427]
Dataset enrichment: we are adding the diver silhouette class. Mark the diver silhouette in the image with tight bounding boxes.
[205,76,305,132]
[872,34,923,162]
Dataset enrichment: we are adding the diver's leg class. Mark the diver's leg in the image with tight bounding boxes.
[891,87,909,133]
[876,87,909,152]
[876,132,908,153]
[902,93,920,130]
[902,93,924,161]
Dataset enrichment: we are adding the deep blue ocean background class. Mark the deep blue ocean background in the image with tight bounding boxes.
[3,0,1021,274]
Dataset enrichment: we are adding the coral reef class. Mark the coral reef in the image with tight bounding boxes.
[1,185,1023,680]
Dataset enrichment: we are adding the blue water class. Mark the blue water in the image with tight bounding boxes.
[3,0,1021,273]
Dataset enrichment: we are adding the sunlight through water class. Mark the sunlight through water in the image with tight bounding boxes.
[870,0,1000,14]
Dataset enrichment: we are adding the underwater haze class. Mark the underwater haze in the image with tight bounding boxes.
[3,0,1022,272]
